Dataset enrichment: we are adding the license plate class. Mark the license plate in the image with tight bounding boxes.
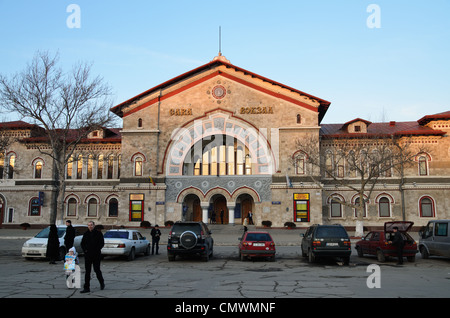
[172,244,178,248]
[326,243,338,246]
[253,243,265,247]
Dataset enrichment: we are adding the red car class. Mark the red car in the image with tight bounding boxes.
[238,231,276,261]
[355,221,418,262]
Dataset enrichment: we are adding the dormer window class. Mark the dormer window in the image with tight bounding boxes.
[354,125,361,132]
[89,129,103,138]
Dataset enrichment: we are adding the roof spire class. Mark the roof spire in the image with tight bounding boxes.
[213,26,230,63]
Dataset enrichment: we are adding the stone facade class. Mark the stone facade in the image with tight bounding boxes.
[1,55,449,230]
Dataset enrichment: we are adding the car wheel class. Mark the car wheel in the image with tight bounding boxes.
[420,246,429,259]
[180,231,197,249]
[376,249,385,262]
[308,249,315,263]
[343,256,350,265]
[168,254,175,262]
[356,246,363,257]
[202,249,209,262]
[127,247,135,261]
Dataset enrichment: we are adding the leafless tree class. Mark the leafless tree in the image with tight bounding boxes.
[293,133,424,236]
[0,51,117,224]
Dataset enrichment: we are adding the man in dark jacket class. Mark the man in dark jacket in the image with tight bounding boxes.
[150,224,161,255]
[390,226,405,265]
[80,221,104,293]
[64,220,75,250]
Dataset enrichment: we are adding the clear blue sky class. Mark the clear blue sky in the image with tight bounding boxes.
[0,0,449,124]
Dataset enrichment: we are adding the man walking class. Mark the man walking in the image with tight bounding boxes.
[151,224,161,255]
[64,220,75,250]
[80,221,105,293]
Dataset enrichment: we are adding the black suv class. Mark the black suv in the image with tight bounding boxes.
[167,221,214,262]
[301,224,351,264]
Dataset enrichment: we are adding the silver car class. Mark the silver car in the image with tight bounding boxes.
[102,229,150,261]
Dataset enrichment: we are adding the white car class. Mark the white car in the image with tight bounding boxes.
[22,225,88,260]
[102,229,150,261]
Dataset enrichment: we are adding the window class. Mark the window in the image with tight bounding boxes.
[97,154,104,179]
[108,198,118,217]
[420,197,434,217]
[138,118,143,128]
[67,156,73,179]
[117,155,121,179]
[34,160,43,179]
[7,154,15,179]
[87,197,98,217]
[134,157,143,176]
[354,125,361,132]
[330,198,342,218]
[29,197,41,216]
[296,157,305,175]
[296,114,301,124]
[418,155,428,176]
[0,153,4,179]
[87,155,94,179]
[107,155,114,179]
[434,222,448,236]
[379,197,390,217]
[76,155,83,179]
[67,198,77,217]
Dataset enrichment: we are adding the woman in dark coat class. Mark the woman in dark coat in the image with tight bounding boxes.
[46,224,60,264]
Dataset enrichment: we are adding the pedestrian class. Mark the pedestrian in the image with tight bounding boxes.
[220,209,224,224]
[211,210,216,224]
[389,226,404,265]
[80,221,105,293]
[47,224,60,264]
[64,220,75,250]
[243,217,248,233]
[151,224,161,255]
[248,211,254,225]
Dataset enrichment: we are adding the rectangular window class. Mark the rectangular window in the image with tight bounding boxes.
[435,223,448,236]
[129,194,144,222]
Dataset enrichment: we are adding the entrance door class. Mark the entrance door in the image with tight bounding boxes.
[241,198,253,224]
[192,198,202,221]
[213,196,228,224]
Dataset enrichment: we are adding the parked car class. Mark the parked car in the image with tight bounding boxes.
[22,224,88,260]
[238,231,276,261]
[102,229,150,261]
[355,221,418,262]
[418,220,450,259]
[167,221,213,262]
[301,224,351,264]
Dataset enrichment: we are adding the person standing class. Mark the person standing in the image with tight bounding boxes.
[46,224,60,264]
[248,211,254,225]
[150,225,161,255]
[390,226,405,265]
[64,220,75,250]
[80,221,105,293]
[220,209,224,224]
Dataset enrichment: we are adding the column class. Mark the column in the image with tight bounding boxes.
[201,203,209,224]
[228,205,235,225]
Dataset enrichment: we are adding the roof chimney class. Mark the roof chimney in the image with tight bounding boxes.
[389,121,396,126]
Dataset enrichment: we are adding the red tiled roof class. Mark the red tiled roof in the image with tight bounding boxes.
[321,120,445,139]
[417,111,450,125]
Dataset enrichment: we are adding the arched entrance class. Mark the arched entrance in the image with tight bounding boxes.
[236,194,255,225]
[211,194,228,224]
[182,194,202,221]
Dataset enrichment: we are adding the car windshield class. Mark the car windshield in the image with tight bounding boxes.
[315,226,348,238]
[104,231,129,239]
[245,233,272,241]
[35,227,66,238]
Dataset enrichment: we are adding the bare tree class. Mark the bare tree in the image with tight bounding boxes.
[293,133,419,237]
[0,51,116,224]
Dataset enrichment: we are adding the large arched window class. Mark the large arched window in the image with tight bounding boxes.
[184,136,253,176]
[378,197,391,217]
[7,154,15,179]
[34,160,43,179]
[66,197,77,217]
[108,198,118,217]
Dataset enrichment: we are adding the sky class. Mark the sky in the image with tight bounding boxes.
[0,0,449,125]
